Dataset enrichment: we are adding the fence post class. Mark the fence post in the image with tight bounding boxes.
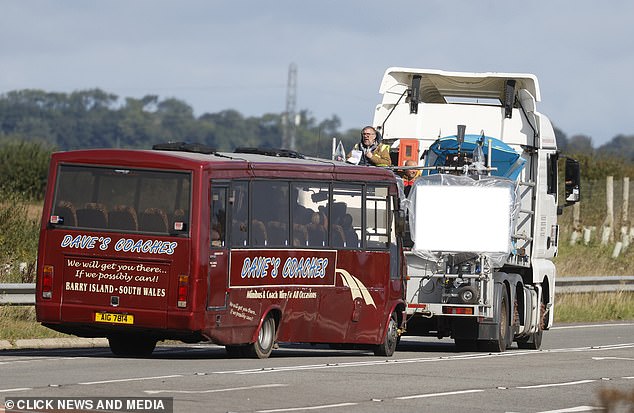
[621,177,630,251]
[601,176,614,245]
[612,241,623,258]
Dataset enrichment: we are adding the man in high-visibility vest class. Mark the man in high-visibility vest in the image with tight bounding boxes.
[347,126,392,167]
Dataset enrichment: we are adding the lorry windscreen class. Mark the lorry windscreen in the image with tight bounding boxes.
[50,164,191,236]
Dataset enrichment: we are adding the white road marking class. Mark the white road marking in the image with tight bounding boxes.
[145,383,287,394]
[79,374,182,385]
[536,406,599,412]
[0,387,32,393]
[0,356,89,366]
[256,402,358,412]
[397,389,484,400]
[592,356,634,361]
[517,379,596,389]
[211,343,634,375]
[550,322,634,330]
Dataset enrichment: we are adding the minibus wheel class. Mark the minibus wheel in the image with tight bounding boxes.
[374,312,398,357]
[108,333,157,357]
[246,315,276,359]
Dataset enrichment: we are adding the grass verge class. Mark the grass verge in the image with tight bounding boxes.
[0,306,68,342]
[554,291,634,323]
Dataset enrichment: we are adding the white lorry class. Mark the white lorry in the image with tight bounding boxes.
[372,67,580,351]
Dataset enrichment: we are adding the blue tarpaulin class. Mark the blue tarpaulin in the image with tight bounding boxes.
[424,134,525,180]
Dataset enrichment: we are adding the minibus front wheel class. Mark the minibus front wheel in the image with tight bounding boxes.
[246,314,276,359]
[374,312,398,357]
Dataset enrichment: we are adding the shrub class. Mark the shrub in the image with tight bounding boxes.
[0,139,53,200]
[0,192,40,283]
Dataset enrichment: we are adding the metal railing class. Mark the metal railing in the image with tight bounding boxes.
[0,283,35,305]
[1,277,633,306]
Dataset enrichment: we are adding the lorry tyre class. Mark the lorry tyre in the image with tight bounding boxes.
[479,288,511,352]
[108,334,157,357]
[455,339,477,352]
[517,302,545,350]
[516,329,543,350]
[246,314,276,359]
[374,312,398,356]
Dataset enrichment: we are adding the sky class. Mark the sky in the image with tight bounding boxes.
[1,1,632,147]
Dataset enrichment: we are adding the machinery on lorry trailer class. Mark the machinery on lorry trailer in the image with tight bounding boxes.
[372,67,580,351]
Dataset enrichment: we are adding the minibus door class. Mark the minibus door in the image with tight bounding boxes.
[208,184,229,309]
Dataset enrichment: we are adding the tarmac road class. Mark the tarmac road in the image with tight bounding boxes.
[1,321,633,413]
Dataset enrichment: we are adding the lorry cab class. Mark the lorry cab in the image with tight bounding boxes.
[371,67,580,351]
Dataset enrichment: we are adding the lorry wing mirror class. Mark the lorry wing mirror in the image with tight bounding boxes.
[410,75,421,114]
[504,79,516,119]
[564,157,580,205]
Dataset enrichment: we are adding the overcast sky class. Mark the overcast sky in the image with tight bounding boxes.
[2,1,632,146]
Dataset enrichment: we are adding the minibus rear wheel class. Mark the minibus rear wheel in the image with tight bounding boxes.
[108,333,157,357]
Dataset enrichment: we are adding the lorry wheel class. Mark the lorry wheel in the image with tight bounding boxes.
[517,329,543,350]
[374,313,398,357]
[517,303,545,350]
[108,334,157,357]
[454,339,477,352]
[245,315,276,359]
[479,289,511,352]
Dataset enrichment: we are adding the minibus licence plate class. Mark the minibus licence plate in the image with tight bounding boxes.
[95,312,134,324]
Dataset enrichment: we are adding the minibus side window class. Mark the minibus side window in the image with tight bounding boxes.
[230,182,249,247]
[251,181,290,247]
[211,187,227,248]
[365,186,389,249]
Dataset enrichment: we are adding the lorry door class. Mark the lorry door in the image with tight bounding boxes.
[208,183,229,308]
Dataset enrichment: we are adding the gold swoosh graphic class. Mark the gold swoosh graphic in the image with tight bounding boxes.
[336,269,376,308]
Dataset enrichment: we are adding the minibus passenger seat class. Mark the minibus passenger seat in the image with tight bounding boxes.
[171,208,186,231]
[108,205,138,231]
[267,221,288,246]
[54,201,77,227]
[307,213,327,247]
[331,225,346,247]
[76,203,108,229]
[251,220,267,246]
[292,223,308,246]
[139,208,169,233]
[342,214,360,248]
[231,220,248,246]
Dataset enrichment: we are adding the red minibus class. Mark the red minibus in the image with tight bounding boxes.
[36,144,407,358]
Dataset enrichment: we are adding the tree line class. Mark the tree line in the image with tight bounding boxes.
[0,88,359,156]
[0,88,633,200]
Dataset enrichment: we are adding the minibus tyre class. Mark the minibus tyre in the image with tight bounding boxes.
[246,315,276,359]
[108,334,156,357]
[374,312,398,357]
